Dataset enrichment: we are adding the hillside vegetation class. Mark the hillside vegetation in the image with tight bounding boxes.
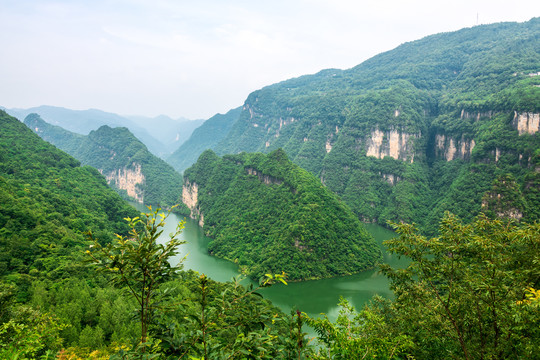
[167,107,241,172]
[0,110,306,359]
[24,114,183,208]
[183,149,381,281]
[213,19,540,234]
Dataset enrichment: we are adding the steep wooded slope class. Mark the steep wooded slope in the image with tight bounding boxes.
[24,114,183,208]
[214,19,540,233]
[182,149,381,281]
[167,107,241,172]
[0,110,137,297]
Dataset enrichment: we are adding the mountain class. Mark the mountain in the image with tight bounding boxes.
[182,149,381,281]
[0,109,137,294]
[212,19,540,234]
[127,114,205,155]
[167,107,242,172]
[24,113,183,208]
[4,106,165,156]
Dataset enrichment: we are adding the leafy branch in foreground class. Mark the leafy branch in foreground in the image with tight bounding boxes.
[87,207,186,349]
[381,213,540,359]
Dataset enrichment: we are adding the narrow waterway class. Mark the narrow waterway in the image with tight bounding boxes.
[133,204,407,322]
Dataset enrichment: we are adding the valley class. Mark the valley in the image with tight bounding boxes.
[1,17,539,359]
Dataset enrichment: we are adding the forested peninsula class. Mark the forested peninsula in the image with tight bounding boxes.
[182,148,381,281]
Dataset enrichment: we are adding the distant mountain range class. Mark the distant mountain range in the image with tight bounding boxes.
[4,19,539,237]
[2,105,202,158]
[167,107,241,172]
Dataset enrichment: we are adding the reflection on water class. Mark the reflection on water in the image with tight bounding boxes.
[131,204,407,323]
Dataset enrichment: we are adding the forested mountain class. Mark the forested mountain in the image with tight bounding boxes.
[182,149,381,281]
[213,19,540,234]
[0,108,138,299]
[4,105,203,158]
[167,107,241,172]
[4,105,167,155]
[0,110,303,358]
[24,113,183,208]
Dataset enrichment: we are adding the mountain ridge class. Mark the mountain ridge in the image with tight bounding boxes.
[208,18,540,234]
[24,113,183,208]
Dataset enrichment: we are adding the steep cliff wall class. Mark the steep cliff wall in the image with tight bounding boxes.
[513,112,540,135]
[182,181,204,226]
[365,128,418,162]
[434,134,476,161]
[246,167,284,186]
[102,163,145,203]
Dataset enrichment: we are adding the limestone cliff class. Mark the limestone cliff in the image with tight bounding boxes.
[434,134,476,161]
[513,112,540,135]
[365,128,418,162]
[246,168,284,186]
[102,163,145,203]
[182,181,204,226]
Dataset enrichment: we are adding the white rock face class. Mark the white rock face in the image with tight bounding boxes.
[382,173,400,185]
[325,140,332,153]
[434,134,475,161]
[103,163,145,203]
[182,181,204,227]
[366,128,417,162]
[513,112,540,135]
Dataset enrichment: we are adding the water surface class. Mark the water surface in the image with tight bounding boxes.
[134,204,407,321]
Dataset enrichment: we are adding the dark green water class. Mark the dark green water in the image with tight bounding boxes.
[146,206,407,322]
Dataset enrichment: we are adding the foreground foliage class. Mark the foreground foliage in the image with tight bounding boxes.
[382,214,540,359]
[306,214,539,359]
[87,208,186,347]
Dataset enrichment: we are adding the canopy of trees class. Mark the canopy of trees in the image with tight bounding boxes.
[183,149,381,281]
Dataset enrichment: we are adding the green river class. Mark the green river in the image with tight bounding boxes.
[148,208,408,323]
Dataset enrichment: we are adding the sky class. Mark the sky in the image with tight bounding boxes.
[0,0,539,120]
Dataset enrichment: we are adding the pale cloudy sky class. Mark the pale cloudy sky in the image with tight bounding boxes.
[0,0,538,119]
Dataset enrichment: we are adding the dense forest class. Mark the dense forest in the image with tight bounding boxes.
[1,18,540,359]
[0,110,312,359]
[209,18,540,235]
[24,114,183,209]
[182,149,381,280]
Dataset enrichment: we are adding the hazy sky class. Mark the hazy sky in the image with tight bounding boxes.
[1,0,538,119]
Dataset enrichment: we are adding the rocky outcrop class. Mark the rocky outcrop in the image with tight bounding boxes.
[381,173,400,185]
[246,168,283,186]
[460,109,493,120]
[182,181,204,226]
[366,128,417,162]
[434,134,476,161]
[103,163,145,203]
[513,112,540,135]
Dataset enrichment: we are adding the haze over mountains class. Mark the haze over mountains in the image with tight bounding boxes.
[24,113,183,208]
[6,18,539,238]
[1,16,539,359]
[2,105,203,158]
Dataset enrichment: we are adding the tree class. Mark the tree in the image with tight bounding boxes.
[87,207,185,349]
[307,296,413,359]
[381,213,540,359]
